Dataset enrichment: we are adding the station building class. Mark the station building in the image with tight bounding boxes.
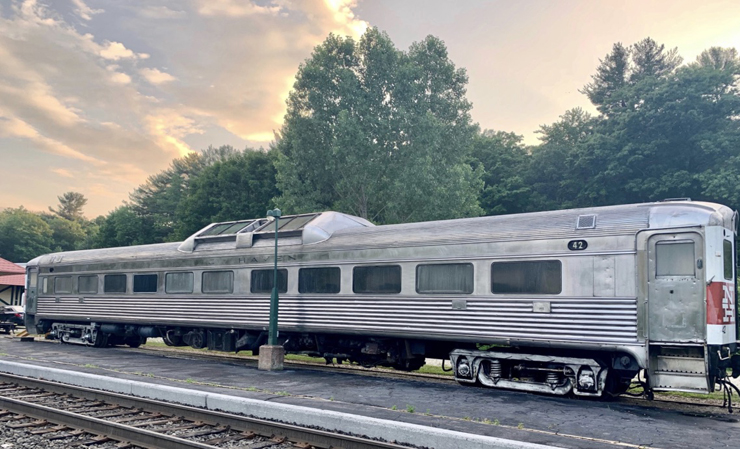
[0,257,25,306]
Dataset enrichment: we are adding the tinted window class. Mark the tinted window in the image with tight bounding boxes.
[78,275,98,294]
[724,239,734,280]
[166,272,194,293]
[656,241,695,277]
[353,265,401,294]
[251,269,287,294]
[202,271,233,293]
[104,274,127,293]
[416,264,473,294]
[54,276,72,294]
[299,267,340,294]
[492,261,562,294]
[133,274,158,293]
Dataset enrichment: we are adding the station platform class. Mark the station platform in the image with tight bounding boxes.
[0,337,737,449]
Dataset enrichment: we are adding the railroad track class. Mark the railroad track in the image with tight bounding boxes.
[0,372,412,449]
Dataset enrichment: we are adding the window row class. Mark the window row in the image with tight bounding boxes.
[44,260,562,296]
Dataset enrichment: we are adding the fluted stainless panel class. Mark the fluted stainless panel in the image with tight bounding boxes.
[38,295,637,344]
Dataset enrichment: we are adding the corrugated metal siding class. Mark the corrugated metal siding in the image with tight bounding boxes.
[38,295,638,344]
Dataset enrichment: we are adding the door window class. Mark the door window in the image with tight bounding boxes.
[655,241,695,277]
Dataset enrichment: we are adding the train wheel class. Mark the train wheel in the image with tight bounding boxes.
[163,332,184,346]
[92,331,109,348]
[396,358,426,372]
[126,336,146,348]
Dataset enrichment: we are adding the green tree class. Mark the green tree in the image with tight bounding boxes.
[129,145,240,242]
[275,28,482,224]
[0,207,53,262]
[95,206,148,248]
[573,42,740,208]
[472,130,531,215]
[582,38,682,116]
[40,214,87,252]
[48,191,88,221]
[527,108,599,210]
[174,150,279,239]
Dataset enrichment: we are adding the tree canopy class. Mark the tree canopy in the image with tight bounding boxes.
[275,28,483,224]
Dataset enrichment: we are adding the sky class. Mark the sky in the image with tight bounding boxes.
[1,0,740,218]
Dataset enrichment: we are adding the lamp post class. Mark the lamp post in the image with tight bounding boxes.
[258,208,284,371]
[266,208,281,346]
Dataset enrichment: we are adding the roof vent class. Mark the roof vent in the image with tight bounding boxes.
[576,214,597,230]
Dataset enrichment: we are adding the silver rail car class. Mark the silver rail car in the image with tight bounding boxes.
[24,201,740,398]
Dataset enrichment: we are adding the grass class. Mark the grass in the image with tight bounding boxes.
[142,341,455,375]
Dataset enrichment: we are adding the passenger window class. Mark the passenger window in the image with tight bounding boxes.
[251,269,287,294]
[166,272,194,293]
[656,241,695,277]
[202,271,234,293]
[416,264,473,294]
[78,275,98,294]
[104,274,127,293]
[492,261,562,294]
[133,274,158,293]
[54,276,72,294]
[41,277,49,294]
[353,265,401,294]
[724,240,734,280]
[298,267,340,294]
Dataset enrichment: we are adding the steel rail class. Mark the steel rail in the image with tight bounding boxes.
[0,372,410,449]
[0,395,216,449]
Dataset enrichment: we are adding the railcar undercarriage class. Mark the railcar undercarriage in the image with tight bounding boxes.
[44,322,431,371]
[450,348,638,397]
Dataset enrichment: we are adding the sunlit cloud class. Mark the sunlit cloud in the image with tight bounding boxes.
[140,68,176,85]
[50,168,73,178]
[70,0,103,21]
[196,0,282,17]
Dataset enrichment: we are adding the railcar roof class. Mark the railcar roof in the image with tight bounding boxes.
[27,201,733,267]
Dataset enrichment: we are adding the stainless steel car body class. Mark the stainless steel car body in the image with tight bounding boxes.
[24,201,739,395]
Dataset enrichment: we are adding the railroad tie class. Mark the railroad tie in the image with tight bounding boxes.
[180,425,229,438]
[46,429,87,440]
[205,430,257,445]
[29,425,69,435]
[6,419,47,429]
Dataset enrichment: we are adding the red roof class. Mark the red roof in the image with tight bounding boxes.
[0,274,24,287]
[0,258,24,276]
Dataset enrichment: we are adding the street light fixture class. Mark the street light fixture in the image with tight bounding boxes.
[266,208,281,346]
[258,208,285,371]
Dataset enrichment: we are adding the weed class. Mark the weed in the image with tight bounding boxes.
[275,391,290,396]
[406,405,415,413]
[83,364,98,369]
[185,378,195,384]
[517,423,524,429]
[329,396,334,401]
[391,405,397,411]
[493,419,500,426]
[463,416,471,421]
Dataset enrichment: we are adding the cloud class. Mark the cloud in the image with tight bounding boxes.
[70,0,103,21]
[196,0,282,17]
[0,0,372,216]
[99,41,138,60]
[110,72,132,84]
[324,0,368,37]
[138,5,186,19]
[50,167,73,178]
[140,68,176,84]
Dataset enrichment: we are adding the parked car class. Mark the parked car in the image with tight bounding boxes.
[2,305,24,326]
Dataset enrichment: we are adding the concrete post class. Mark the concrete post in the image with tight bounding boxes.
[258,345,285,371]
